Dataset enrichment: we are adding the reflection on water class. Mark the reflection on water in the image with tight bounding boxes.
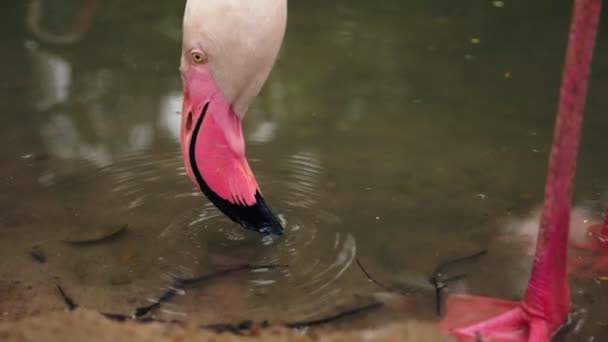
[1,0,608,340]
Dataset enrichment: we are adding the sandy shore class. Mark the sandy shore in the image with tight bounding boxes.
[0,309,451,342]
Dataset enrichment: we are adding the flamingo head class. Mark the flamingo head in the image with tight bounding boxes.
[180,0,287,235]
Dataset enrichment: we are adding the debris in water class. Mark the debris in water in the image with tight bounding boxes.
[471,37,480,44]
[56,284,78,311]
[135,264,288,318]
[63,224,128,245]
[429,250,487,317]
[492,1,504,8]
[285,302,383,329]
[204,320,260,334]
[355,259,393,292]
[51,263,385,334]
[102,302,382,333]
[21,153,49,161]
[29,247,47,263]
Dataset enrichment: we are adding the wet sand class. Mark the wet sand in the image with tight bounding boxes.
[0,273,449,341]
[0,309,449,342]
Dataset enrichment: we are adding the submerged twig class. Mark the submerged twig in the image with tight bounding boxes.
[430,250,487,279]
[356,251,486,318]
[54,265,380,332]
[56,284,78,311]
[134,286,180,318]
[285,302,383,329]
[429,250,487,317]
[135,264,287,318]
[30,247,47,263]
[105,303,382,333]
[355,259,393,292]
[54,274,383,334]
[63,224,128,245]
[203,320,262,334]
[101,312,131,322]
[440,274,468,284]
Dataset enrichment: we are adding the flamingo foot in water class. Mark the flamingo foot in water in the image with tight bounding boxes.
[440,294,569,342]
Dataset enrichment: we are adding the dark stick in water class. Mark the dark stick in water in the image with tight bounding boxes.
[56,283,383,333]
[284,302,384,329]
[55,254,486,332]
[29,247,47,263]
[201,302,385,333]
[135,263,287,318]
[203,320,261,334]
[355,259,393,292]
[429,250,487,317]
[357,251,486,317]
[430,250,487,280]
[56,284,78,311]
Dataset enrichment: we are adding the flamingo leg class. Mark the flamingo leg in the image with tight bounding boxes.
[442,0,602,340]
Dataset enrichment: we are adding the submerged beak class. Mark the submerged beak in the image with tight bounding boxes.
[180,65,283,235]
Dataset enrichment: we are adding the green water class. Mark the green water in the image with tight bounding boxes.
[1,0,607,340]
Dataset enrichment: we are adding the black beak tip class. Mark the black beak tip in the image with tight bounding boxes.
[201,189,284,236]
[251,222,284,236]
[237,192,284,236]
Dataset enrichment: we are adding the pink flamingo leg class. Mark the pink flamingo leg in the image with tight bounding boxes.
[442,0,602,340]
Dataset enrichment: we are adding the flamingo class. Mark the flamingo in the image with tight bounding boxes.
[178,0,603,340]
[179,0,287,235]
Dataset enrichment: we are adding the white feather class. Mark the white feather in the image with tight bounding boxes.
[181,0,287,118]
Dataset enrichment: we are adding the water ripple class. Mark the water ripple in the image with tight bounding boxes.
[40,148,354,322]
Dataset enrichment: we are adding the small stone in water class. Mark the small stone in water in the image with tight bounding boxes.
[30,247,47,263]
[492,1,505,8]
[63,224,128,245]
[471,37,480,44]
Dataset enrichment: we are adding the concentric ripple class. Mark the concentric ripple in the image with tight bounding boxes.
[36,148,357,322]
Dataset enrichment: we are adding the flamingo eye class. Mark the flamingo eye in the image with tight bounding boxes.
[190,50,207,64]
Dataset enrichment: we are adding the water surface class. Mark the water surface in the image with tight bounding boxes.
[1,1,607,340]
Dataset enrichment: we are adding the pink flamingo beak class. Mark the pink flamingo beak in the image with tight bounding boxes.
[180,65,283,235]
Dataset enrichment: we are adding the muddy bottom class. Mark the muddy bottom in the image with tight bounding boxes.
[2,1,608,341]
[0,310,447,342]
